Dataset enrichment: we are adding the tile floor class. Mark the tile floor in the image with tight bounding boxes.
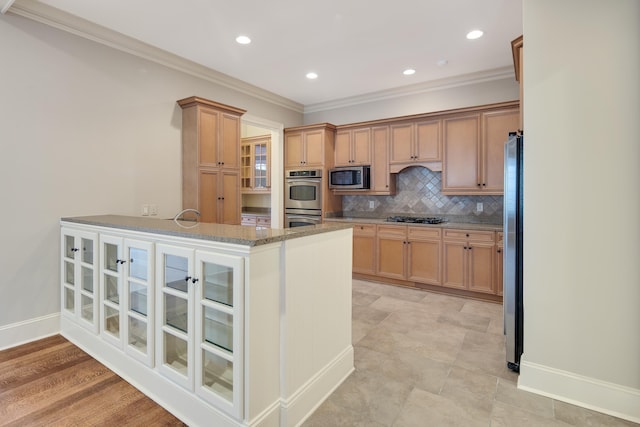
[302,279,638,427]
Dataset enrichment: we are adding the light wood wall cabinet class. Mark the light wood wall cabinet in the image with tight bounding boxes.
[284,123,336,168]
[352,223,376,275]
[335,127,371,166]
[442,107,519,195]
[389,119,442,172]
[178,96,246,224]
[241,135,271,193]
[376,224,441,286]
[442,229,495,294]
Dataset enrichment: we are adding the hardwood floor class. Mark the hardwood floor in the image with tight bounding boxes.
[0,335,186,426]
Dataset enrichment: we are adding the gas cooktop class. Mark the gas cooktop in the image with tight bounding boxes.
[386,216,447,224]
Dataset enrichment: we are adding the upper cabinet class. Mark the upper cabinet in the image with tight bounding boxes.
[284,123,336,169]
[512,35,523,130]
[178,96,246,224]
[241,135,271,193]
[389,119,442,172]
[442,103,519,195]
[334,127,372,166]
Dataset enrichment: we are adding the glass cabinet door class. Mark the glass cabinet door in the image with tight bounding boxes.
[61,228,98,332]
[156,244,194,390]
[254,142,268,189]
[194,251,244,418]
[124,239,154,367]
[100,235,124,347]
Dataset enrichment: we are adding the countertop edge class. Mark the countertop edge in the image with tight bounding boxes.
[61,215,353,247]
[323,217,503,232]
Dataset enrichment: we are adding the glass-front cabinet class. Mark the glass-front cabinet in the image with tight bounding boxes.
[99,234,154,366]
[156,243,244,419]
[61,228,98,332]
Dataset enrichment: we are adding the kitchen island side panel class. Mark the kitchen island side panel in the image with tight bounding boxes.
[281,228,354,425]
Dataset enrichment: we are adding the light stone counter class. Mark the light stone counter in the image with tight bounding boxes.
[62,214,351,247]
[324,217,503,232]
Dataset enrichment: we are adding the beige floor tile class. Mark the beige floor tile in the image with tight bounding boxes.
[460,299,503,319]
[453,330,507,377]
[377,309,445,334]
[495,378,554,418]
[491,400,572,427]
[437,310,491,332]
[440,366,498,412]
[352,304,390,326]
[352,289,381,306]
[553,400,640,426]
[394,387,491,427]
[369,295,435,314]
[352,318,375,345]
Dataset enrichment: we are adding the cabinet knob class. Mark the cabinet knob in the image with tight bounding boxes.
[71,247,79,252]
[191,277,199,284]
[497,249,502,253]
[482,183,486,187]
[464,246,467,250]
[466,234,470,237]
[185,276,191,282]
[477,183,481,187]
[117,259,126,265]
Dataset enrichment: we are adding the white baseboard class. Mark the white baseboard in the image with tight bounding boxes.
[281,345,355,427]
[0,313,60,351]
[519,359,640,424]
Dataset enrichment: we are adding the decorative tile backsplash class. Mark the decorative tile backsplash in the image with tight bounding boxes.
[342,166,503,223]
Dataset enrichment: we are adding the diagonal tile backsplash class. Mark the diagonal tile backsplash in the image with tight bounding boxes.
[341,166,503,223]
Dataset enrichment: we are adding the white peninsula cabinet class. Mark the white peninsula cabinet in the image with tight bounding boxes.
[60,215,353,427]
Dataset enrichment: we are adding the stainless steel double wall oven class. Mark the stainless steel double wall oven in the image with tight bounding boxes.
[284,169,323,227]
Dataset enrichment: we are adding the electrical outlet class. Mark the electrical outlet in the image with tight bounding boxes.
[150,204,158,216]
[369,201,375,209]
[476,202,483,212]
[142,204,149,216]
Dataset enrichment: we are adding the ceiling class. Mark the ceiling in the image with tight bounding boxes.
[7,0,522,109]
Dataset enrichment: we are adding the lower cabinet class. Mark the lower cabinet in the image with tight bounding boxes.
[442,229,495,293]
[61,227,99,332]
[376,225,441,285]
[155,243,244,418]
[60,218,353,427]
[99,234,154,366]
[353,223,376,274]
[240,213,271,228]
[350,222,502,298]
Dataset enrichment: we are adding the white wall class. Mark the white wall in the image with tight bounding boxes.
[519,0,640,422]
[304,77,519,125]
[0,13,301,341]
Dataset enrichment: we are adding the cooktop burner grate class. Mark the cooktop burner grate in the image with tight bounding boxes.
[386,216,447,224]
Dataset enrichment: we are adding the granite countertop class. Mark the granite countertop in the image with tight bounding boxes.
[324,217,503,232]
[61,215,351,247]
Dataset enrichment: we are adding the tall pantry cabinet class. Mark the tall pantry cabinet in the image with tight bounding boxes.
[178,97,246,225]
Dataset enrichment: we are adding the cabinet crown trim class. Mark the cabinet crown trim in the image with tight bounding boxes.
[177,96,247,115]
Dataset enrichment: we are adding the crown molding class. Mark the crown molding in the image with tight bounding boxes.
[303,66,515,114]
[7,0,304,114]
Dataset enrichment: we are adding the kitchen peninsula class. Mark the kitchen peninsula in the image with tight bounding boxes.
[60,215,353,427]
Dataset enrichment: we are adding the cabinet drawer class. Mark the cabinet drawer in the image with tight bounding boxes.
[377,224,407,238]
[443,229,495,243]
[256,217,271,227]
[241,215,257,226]
[353,223,376,236]
[407,226,441,240]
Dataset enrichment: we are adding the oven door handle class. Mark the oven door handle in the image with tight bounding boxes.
[287,215,321,221]
[286,179,321,185]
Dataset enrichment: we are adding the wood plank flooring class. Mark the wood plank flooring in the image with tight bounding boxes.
[0,335,186,426]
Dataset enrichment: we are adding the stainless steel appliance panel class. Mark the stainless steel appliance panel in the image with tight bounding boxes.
[285,169,323,211]
[504,134,524,372]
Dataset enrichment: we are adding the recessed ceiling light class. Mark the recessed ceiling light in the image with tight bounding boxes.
[236,35,251,45]
[466,30,484,40]
[306,72,318,80]
[436,59,448,67]
[403,68,416,76]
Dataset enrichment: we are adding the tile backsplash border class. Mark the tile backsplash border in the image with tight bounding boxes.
[341,166,503,224]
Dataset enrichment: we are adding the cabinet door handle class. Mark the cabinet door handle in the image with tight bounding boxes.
[117,259,126,265]
[185,276,191,282]
[191,277,199,284]
[71,247,79,252]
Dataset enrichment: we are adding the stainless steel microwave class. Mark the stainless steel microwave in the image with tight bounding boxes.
[328,166,370,190]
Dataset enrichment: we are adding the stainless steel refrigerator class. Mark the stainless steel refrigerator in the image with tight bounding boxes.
[504,133,523,372]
